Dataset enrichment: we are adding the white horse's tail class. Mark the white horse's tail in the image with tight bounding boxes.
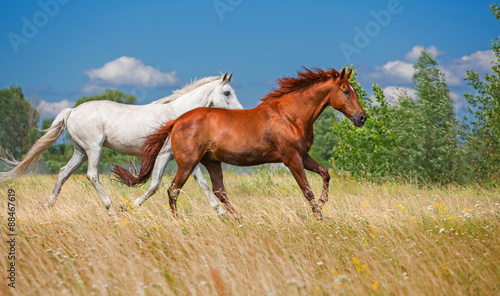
[0,108,72,182]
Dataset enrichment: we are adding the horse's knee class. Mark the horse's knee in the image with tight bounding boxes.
[319,168,330,182]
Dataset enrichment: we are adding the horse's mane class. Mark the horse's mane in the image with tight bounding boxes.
[152,76,220,105]
[261,67,340,102]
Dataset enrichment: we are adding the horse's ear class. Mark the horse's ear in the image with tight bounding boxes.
[345,69,353,80]
[227,72,233,83]
[221,72,228,84]
[339,68,346,80]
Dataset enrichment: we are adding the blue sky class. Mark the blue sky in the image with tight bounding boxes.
[0,0,498,118]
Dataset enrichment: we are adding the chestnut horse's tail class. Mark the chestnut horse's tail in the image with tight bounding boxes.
[112,120,176,187]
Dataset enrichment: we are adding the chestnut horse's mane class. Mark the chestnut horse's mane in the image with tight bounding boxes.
[261,67,340,102]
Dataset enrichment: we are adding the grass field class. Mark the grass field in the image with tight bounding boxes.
[0,171,499,295]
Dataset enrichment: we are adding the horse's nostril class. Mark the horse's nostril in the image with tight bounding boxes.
[360,114,367,122]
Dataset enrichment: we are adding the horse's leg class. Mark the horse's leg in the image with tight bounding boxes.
[303,153,330,209]
[283,153,322,219]
[202,160,240,220]
[86,146,113,213]
[166,161,199,218]
[41,141,87,208]
[132,144,173,208]
[192,165,226,215]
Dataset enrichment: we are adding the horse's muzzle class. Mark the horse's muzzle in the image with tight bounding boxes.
[353,113,367,127]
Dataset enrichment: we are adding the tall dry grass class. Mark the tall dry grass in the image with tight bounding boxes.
[0,171,499,295]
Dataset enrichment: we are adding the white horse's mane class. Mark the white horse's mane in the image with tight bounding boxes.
[151,76,220,105]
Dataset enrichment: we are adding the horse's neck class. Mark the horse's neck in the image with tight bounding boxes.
[275,88,330,128]
[152,83,213,116]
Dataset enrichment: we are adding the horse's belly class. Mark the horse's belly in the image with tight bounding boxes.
[103,140,142,156]
[211,148,282,166]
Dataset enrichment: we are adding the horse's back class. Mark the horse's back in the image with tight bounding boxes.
[66,101,165,154]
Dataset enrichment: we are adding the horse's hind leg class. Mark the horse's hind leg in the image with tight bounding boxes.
[192,165,226,215]
[132,144,174,208]
[86,146,113,213]
[202,160,240,220]
[166,161,199,218]
[41,141,87,208]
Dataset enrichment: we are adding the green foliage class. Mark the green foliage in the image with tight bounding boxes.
[405,50,462,181]
[309,107,339,169]
[462,3,500,181]
[330,72,398,179]
[74,89,137,107]
[331,54,462,183]
[0,85,39,158]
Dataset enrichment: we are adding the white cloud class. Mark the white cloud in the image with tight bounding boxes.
[365,46,495,87]
[383,86,416,103]
[81,56,181,93]
[370,60,415,84]
[382,61,415,81]
[405,45,444,62]
[372,86,416,105]
[449,91,464,111]
[442,50,495,86]
[37,99,75,118]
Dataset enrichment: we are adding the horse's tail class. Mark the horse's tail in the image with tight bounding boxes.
[0,108,72,183]
[112,119,177,187]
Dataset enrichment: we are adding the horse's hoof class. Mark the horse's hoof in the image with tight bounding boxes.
[39,201,55,209]
[231,212,241,221]
[107,207,116,216]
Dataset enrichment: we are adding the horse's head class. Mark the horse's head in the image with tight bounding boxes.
[327,68,367,127]
[209,72,243,109]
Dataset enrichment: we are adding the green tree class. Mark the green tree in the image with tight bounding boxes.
[401,50,461,181]
[331,54,462,183]
[309,107,339,169]
[463,3,500,181]
[0,85,39,159]
[331,74,398,179]
[74,89,137,107]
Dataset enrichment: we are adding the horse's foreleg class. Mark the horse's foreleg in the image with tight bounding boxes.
[41,142,87,208]
[192,165,226,215]
[132,146,173,208]
[303,153,330,209]
[86,147,113,214]
[203,161,240,220]
[284,153,322,219]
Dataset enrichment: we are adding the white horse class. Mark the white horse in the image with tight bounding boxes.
[0,73,242,214]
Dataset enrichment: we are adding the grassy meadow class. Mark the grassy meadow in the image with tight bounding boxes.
[0,171,499,295]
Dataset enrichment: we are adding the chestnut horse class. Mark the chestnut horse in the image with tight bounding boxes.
[113,67,367,219]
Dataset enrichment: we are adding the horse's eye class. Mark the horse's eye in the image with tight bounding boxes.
[343,89,350,95]
[223,90,230,96]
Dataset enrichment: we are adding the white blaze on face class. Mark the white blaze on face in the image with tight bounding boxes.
[349,84,355,93]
